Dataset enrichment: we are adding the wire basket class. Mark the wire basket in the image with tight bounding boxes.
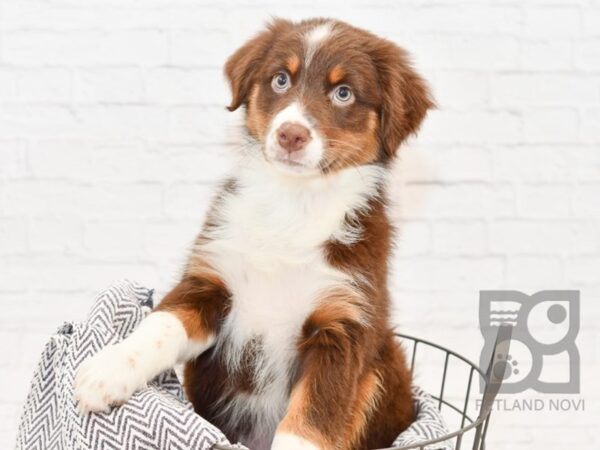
[378,325,513,450]
[216,325,512,450]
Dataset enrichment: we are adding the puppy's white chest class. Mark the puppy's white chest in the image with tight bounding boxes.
[201,161,385,366]
[204,162,370,358]
[194,161,385,442]
[225,257,330,334]
[208,231,342,372]
[219,250,340,345]
[206,235,340,443]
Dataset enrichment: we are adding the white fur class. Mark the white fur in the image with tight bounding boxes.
[264,101,325,175]
[304,22,335,67]
[74,311,214,413]
[195,157,386,445]
[271,433,321,450]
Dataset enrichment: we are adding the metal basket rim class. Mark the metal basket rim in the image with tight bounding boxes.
[370,334,488,450]
[395,332,487,379]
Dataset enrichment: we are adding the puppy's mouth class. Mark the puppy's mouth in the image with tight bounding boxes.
[273,156,304,167]
[267,147,319,174]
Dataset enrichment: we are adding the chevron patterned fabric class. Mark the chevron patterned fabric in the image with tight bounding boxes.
[15,280,451,450]
[392,388,453,450]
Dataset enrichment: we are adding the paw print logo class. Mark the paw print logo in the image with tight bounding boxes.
[493,354,519,380]
[480,290,580,394]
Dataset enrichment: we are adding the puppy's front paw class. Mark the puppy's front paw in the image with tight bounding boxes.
[271,433,321,450]
[74,345,145,414]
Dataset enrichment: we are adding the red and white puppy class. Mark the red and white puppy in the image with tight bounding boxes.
[75,18,433,450]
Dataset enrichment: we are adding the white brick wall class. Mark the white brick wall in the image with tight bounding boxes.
[0,0,598,448]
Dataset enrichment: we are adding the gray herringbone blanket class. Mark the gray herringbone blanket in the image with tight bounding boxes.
[15,280,451,450]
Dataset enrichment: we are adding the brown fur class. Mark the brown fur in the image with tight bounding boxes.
[323,195,415,448]
[154,275,231,340]
[153,17,432,450]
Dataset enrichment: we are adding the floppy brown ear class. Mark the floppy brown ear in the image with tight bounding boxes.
[370,40,434,159]
[224,19,293,112]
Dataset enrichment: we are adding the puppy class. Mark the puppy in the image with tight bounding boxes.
[75,18,433,450]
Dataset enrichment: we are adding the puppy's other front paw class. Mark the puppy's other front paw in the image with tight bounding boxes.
[74,345,145,414]
[271,433,321,450]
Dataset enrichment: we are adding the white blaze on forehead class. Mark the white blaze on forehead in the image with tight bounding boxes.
[304,22,335,67]
[270,101,311,130]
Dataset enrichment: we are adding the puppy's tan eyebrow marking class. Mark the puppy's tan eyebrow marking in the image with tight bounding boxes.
[286,55,301,75]
[328,65,345,84]
[367,110,378,131]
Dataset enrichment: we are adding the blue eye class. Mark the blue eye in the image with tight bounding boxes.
[331,85,354,105]
[272,71,291,93]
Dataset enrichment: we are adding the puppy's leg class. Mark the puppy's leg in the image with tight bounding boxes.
[272,296,379,450]
[74,275,229,413]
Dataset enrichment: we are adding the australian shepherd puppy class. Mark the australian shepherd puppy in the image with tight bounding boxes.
[74,18,433,450]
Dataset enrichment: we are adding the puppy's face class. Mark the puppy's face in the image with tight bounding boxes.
[225,19,433,176]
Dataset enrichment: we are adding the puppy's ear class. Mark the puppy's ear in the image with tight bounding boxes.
[225,19,292,112]
[370,40,434,159]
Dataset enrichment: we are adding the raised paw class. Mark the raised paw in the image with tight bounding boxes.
[74,344,146,414]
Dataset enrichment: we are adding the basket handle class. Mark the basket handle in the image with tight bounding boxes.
[471,324,513,450]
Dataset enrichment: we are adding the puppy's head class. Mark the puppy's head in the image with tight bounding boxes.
[225,18,433,176]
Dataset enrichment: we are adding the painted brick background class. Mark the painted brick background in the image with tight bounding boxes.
[0,0,598,449]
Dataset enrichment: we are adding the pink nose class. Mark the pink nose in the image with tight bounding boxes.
[277,122,311,153]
